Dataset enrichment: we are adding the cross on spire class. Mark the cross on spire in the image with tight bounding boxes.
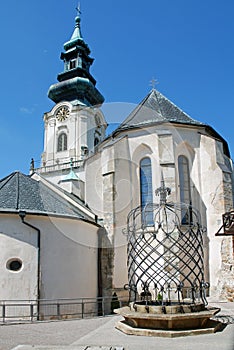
[76,2,81,17]
[149,77,159,90]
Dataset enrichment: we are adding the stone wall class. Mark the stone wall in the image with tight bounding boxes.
[226,286,234,302]
[217,155,234,300]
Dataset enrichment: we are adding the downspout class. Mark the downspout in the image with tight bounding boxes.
[19,211,41,320]
[97,227,103,316]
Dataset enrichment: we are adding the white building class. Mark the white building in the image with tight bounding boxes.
[0,171,99,303]
[0,9,233,304]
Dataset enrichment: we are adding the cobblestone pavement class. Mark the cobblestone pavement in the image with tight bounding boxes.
[0,302,233,350]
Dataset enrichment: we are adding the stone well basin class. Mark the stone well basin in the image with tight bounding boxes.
[114,302,221,334]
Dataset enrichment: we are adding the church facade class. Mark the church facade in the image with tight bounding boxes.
[0,10,233,304]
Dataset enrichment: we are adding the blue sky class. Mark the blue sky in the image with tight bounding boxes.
[0,0,234,178]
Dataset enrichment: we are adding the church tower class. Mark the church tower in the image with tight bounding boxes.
[40,8,106,174]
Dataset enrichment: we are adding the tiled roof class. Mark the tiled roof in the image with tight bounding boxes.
[108,89,230,157]
[0,172,95,221]
[115,89,205,132]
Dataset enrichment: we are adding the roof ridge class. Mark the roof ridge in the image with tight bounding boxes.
[31,173,96,220]
[0,171,97,223]
[154,89,200,123]
[112,88,205,134]
[115,90,162,131]
[151,89,164,118]
[0,171,18,191]
[16,172,20,210]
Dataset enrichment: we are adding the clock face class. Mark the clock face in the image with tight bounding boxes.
[56,106,70,122]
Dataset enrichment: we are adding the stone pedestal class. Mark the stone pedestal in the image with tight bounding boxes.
[114,305,222,337]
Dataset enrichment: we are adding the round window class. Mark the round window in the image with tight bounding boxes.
[6,259,23,272]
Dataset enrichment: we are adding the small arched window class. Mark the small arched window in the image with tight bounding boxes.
[140,157,153,225]
[178,155,192,224]
[57,133,67,152]
[94,137,99,147]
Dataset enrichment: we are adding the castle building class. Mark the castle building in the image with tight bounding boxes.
[0,9,233,304]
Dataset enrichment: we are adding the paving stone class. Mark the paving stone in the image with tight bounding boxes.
[3,306,234,350]
[12,346,124,350]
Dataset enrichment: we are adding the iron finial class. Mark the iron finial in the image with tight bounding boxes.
[155,172,171,205]
[149,77,159,90]
[76,2,81,17]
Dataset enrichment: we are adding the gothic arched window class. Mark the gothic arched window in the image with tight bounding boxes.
[57,133,67,152]
[178,155,192,224]
[140,157,153,225]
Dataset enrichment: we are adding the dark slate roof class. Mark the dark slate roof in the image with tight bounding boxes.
[0,172,95,222]
[114,89,205,132]
[107,89,230,157]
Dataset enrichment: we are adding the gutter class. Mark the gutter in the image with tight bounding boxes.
[19,211,41,320]
[0,209,100,227]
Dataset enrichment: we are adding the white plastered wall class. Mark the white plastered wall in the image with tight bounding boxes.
[0,214,38,301]
[0,213,99,301]
[85,124,232,298]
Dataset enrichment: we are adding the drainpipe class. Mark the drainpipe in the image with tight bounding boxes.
[97,227,103,316]
[19,211,41,320]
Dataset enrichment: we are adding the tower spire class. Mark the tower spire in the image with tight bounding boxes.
[70,3,83,42]
[48,6,104,107]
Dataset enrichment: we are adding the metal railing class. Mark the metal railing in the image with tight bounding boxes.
[34,159,84,174]
[0,296,127,324]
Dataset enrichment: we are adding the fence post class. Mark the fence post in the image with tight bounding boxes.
[57,303,60,319]
[81,300,84,319]
[30,304,34,322]
[102,297,105,316]
[2,303,5,323]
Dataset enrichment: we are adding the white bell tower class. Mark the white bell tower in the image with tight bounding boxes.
[35,8,107,191]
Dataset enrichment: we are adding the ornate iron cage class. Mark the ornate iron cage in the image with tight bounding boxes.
[216,210,234,236]
[124,180,209,305]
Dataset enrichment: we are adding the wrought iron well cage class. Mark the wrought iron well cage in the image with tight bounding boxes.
[124,181,209,305]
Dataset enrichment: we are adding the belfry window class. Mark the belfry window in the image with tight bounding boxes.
[69,59,77,70]
[57,133,67,152]
[140,157,154,226]
[178,155,192,224]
